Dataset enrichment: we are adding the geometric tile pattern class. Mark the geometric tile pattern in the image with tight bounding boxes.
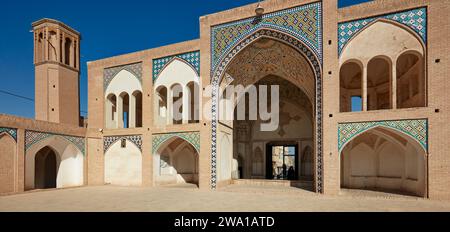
[152,51,200,83]
[103,135,143,153]
[0,127,17,141]
[25,130,86,155]
[338,119,428,153]
[338,7,427,56]
[152,132,200,153]
[211,1,322,72]
[104,62,143,91]
[210,28,323,192]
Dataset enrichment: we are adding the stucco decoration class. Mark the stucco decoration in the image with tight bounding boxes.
[25,130,85,155]
[338,7,427,56]
[103,135,142,153]
[211,1,322,72]
[152,132,200,153]
[104,62,143,91]
[0,127,17,141]
[152,51,200,82]
[338,119,428,153]
[210,28,323,191]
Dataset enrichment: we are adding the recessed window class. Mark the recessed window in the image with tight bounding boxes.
[351,96,362,112]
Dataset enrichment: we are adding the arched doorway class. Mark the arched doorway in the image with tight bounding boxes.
[34,146,58,189]
[154,137,199,186]
[340,127,427,197]
[215,34,319,190]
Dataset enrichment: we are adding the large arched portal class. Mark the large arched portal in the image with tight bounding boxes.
[340,127,427,197]
[154,137,199,186]
[34,146,57,189]
[216,36,318,190]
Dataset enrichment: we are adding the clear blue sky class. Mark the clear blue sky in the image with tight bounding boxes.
[0,0,370,119]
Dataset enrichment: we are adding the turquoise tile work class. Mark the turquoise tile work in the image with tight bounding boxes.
[104,62,143,91]
[0,127,17,141]
[25,130,86,155]
[152,132,200,153]
[338,119,428,153]
[103,135,143,153]
[338,7,427,56]
[152,51,200,83]
[211,2,322,72]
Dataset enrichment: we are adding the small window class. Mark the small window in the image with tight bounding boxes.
[121,138,127,148]
[351,96,362,112]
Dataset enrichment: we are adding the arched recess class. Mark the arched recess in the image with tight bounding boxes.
[367,56,392,111]
[301,146,314,181]
[340,126,427,197]
[210,28,323,191]
[48,31,57,62]
[64,37,72,66]
[340,19,425,62]
[340,60,363,112]
[154,58,200,126]
[132,90,143,127]
[153,136,199,186]
[155,86,168,126]
[0,133,17,194]
[339,19,426,111]
[219,134,232,182]
[170,84,183,125]
[252,147,264,177]
[25,136,84,190]
[396,51,426,108]
[105,69,143,129]
[104,139,142,186]
[120,92,130,128]
[105,94,117,129]
[187,81,200,123]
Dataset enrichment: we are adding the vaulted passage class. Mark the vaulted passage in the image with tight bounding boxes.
[34,146,57,189]
[340,127,427,197]
[217,37,316,190]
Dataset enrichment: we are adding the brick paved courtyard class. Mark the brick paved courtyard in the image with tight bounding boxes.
[1,185,450,212]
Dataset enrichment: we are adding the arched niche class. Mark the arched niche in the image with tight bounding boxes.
[25,136,84,190]
[105,69,143,129]
[340,60,363,112]
[340,126,427,197]
[153,137,199,186]
[104,139,142,186]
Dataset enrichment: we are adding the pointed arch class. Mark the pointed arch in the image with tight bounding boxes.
[104,137,142,186]
[155,57,200,82]
[25,135,84,190]
[154,58,200,88]
[340,126,427,197]
[152,132,200,154]
[210,28,323,192]
[338,119,428,154]
[340,18,425,62]
[153,136,199,186]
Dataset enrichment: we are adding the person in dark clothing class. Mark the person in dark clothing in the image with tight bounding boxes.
[287,166,295,180]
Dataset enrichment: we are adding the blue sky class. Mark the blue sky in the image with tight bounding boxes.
[0,0,370,119]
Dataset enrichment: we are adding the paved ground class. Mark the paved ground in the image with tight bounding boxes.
[1,185,450,212]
